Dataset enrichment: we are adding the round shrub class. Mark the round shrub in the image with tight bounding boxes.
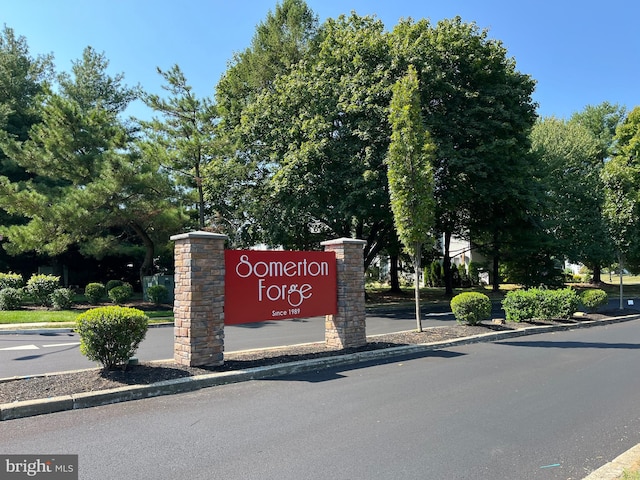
[0,287,23,310]
[50,288,75,310]
[0,272,24,290]
[581,289,608,313]
[146,284,168,305]
[26,274,60,306]
[108,285,132,305]
[85,282,106,305]
[450,292,491,325]
[75,306,149,369]
[105,279,124,292]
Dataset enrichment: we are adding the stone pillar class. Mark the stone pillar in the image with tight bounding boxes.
[171,231,227,367]
[321,238,367,349]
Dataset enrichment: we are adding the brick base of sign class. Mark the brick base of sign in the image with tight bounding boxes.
[171,231,227,367]
[322,238,367,349]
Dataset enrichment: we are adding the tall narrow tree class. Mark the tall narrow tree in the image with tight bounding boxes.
[387,66,435,332]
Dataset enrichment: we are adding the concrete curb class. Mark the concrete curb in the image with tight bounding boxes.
[582,443,640,479]
[2,313,640,422]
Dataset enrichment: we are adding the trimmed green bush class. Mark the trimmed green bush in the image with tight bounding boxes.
[50,288,75,310]
[105,279,123,292]
[75,306,149,369]
[85,283,106,305]
[108,284,132,305]
[0,287,23,310]
[502,288,579,322]
[25,274,60,306]
[450,292,491,325]
[581,289,608,312]
[146,284,168,305]
[0,272,24,290]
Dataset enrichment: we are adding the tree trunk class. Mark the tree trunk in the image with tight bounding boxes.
[389,254,401,293]
[443,231,453,297]
[130,222,155,283]
[492,255,500,292]
[591,264,602,284]
[414,243,422,332]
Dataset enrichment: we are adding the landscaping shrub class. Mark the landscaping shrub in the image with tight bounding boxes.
[25,274,60,306]
[0,272,24,290]
[50,288,75,310]
[105,279,124,292]
[581,289,608,312]
[146,284,168,305]
[75,306,149,370]
[502,288,579,322]
[0,287,23,310]
[450,292,491,325]
[85,282,106,305]
[108,284,133,305]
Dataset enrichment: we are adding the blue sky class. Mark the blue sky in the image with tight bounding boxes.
[3,0,638,120]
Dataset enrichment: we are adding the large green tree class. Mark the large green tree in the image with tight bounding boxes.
[0,26,53,270]
[390,17,538,293]
[569,102,625,282]
[231,13,395,266]
[140,65,217,229]
[0,47,182,278]
[387,65,435,331]
[530,117,608,284]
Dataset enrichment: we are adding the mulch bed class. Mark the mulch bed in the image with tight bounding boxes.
[0,310,634,404]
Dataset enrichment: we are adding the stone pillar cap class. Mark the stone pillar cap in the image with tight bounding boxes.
[321,237,367,246]
[170,231,229,241]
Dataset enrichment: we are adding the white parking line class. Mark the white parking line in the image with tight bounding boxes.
[0,344,39,351]
[42,342,81,348]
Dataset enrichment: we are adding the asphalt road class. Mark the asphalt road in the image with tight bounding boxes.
[2,319,640,479]
[0,306,462,378]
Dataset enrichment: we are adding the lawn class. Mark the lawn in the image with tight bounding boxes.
[0,306,173,325]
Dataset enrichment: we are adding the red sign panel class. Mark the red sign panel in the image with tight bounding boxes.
[224,250,337,325]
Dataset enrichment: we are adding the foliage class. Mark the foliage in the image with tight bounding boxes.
[502,288,579,322]
[450,292,491,325]
[105,279,123,292]
[140,64,217,229]
[387,65,436,331]
[50,287,75,310]
[468,262,480,286]
[0,287,23,310]
[0,272,24,290]
[75,306,149,369]
[84,282,106,305]
[580,289,608,312]
[146,284,168,305]
[25,274,60,306]
[108,284,133,305]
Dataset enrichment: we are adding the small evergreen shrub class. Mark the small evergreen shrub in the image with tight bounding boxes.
[581,289,608,312]
[75,306,149,370]
[146,284,168,305]
[25,274,60,306]
[0,287,23,310]
[105,279,124,292]
[0,272,24,290]
[450,292,491,325]
[108,284,133,305]
[85,283,106,305]
[502,288,579,322]
[50,288,75,310]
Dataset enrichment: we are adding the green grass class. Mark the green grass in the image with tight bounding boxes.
[622,469,640,480]
[0,308,173,325]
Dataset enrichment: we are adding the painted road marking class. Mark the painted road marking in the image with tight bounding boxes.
[42,342,81,348]
[0,344,39,351]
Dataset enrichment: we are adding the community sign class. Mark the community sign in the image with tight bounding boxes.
[224,250,337,324]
